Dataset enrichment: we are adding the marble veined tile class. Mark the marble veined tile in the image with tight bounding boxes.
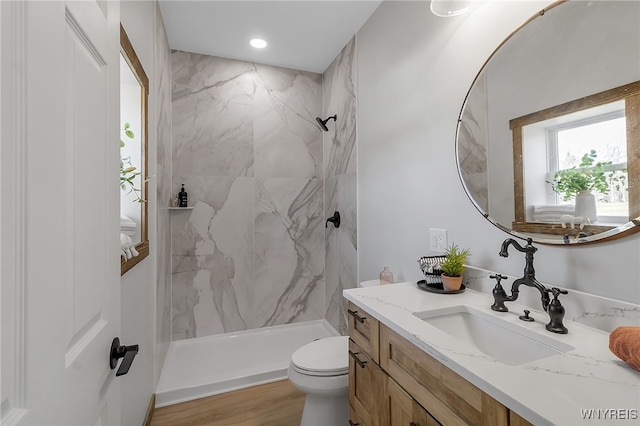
[171,176,255,337]
[458,73,489,212]
[323,37,357,178]
[322,38,358,334]
[172,51,254,177]
[253,65,323,178]
[172,51,255,102]
[253,178,325,329]
[325,174,357,334]
[171,268,198,341]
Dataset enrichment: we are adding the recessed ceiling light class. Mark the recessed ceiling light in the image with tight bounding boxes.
[250,38,267,49]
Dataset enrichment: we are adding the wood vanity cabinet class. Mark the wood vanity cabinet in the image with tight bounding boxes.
[380,324,509,426]
[510,412,534,426]
[348,338,385,426]
[347,302,533,426]
[385,376,438,426]
[348,302,379,363]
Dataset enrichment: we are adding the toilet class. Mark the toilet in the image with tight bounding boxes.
[288,280,381,425]
[288,335,350,425]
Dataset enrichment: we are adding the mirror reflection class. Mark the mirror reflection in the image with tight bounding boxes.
[456,0,640,244]
[120,25,149,274]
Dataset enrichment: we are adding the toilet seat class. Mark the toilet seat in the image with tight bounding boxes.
[290,336,349,377]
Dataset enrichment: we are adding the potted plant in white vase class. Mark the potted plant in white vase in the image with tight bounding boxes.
[120,122,145,204]
[550,150,625,223]
[440,244,471,291]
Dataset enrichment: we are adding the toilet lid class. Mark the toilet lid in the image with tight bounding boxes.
[291,336,349,376]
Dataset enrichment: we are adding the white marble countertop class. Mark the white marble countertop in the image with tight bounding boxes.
[343,282,640,425]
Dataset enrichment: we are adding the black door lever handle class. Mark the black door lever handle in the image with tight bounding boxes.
[110,337,139,377]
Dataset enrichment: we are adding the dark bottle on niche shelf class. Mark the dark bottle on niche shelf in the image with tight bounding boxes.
[178,184,188,207]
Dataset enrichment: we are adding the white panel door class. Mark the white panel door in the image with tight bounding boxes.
[1,1,122,424]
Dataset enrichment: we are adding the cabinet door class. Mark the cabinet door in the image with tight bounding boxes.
[349,339,384,426]
[510,411,534,426]
[349,405,366,426]
[348,302,380,363]
[386,377,438,426]
[380,325,508,426]
[411,401,439,426]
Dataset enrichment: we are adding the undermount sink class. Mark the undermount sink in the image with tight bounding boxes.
[414,305,575,366]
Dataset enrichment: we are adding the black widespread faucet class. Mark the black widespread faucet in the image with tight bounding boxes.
[497,237,551,312]
[492,238,568,334]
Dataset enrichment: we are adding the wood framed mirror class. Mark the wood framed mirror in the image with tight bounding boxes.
[456,0,640,245]
[120,24,149,274]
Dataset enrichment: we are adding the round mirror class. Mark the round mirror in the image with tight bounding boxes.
[456,0,640,245]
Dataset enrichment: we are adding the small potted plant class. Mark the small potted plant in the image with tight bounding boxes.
[550,150,625,222]
[440,243,471,291]
[550,150,623,201]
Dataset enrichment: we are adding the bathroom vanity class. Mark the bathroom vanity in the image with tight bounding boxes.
[344,282,639,425]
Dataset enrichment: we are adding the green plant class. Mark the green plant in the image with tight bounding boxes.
[120,122,145,203]
[550,150,626,202]
[440,244,471,277]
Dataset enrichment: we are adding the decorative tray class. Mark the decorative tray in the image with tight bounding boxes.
[417,279,466,294]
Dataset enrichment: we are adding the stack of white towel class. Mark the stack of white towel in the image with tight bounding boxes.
[531,205,575,223]
[120,214,137,236]
[120,215,139,261]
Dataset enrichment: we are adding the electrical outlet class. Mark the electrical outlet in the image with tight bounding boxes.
[429,228,447,253]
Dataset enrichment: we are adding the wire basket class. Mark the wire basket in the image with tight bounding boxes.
[417,255,446,285]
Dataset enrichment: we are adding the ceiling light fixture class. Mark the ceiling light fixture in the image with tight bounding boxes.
[250,38,267,49]
[430,0,485,17]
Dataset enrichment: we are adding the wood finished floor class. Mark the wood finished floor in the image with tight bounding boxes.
[149,380,305,426]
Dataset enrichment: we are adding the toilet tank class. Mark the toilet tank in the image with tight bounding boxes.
[358,279,381,288]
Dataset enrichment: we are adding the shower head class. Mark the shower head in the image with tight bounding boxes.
[315,115,337,132]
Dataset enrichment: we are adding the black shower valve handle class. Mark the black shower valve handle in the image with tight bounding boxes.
[325,211,341,228]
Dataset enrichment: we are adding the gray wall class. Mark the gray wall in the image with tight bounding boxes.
[120,1,172,424]
[155,1,172,386]
[356,0,640,304]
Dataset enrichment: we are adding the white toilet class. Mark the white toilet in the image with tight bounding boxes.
[288,335,350,426]
[288,279,381,425]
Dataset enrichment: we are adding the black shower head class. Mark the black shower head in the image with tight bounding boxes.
[316,115,337,132]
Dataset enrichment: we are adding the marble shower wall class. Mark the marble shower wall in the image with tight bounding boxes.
[323,38,358,335]
[458,74,489,212]
[155,7,172,378]
[170,51,324,340]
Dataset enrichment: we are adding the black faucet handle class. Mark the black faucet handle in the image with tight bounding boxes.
[490,274,509,312]
[549,287,568,298]
[546,288,569,334]
[489,273,508,285]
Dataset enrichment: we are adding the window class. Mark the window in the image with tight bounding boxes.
[510,80,640,238]
[548,111,627,222]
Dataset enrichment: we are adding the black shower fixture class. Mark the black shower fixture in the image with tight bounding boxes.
[316,115,337,132]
